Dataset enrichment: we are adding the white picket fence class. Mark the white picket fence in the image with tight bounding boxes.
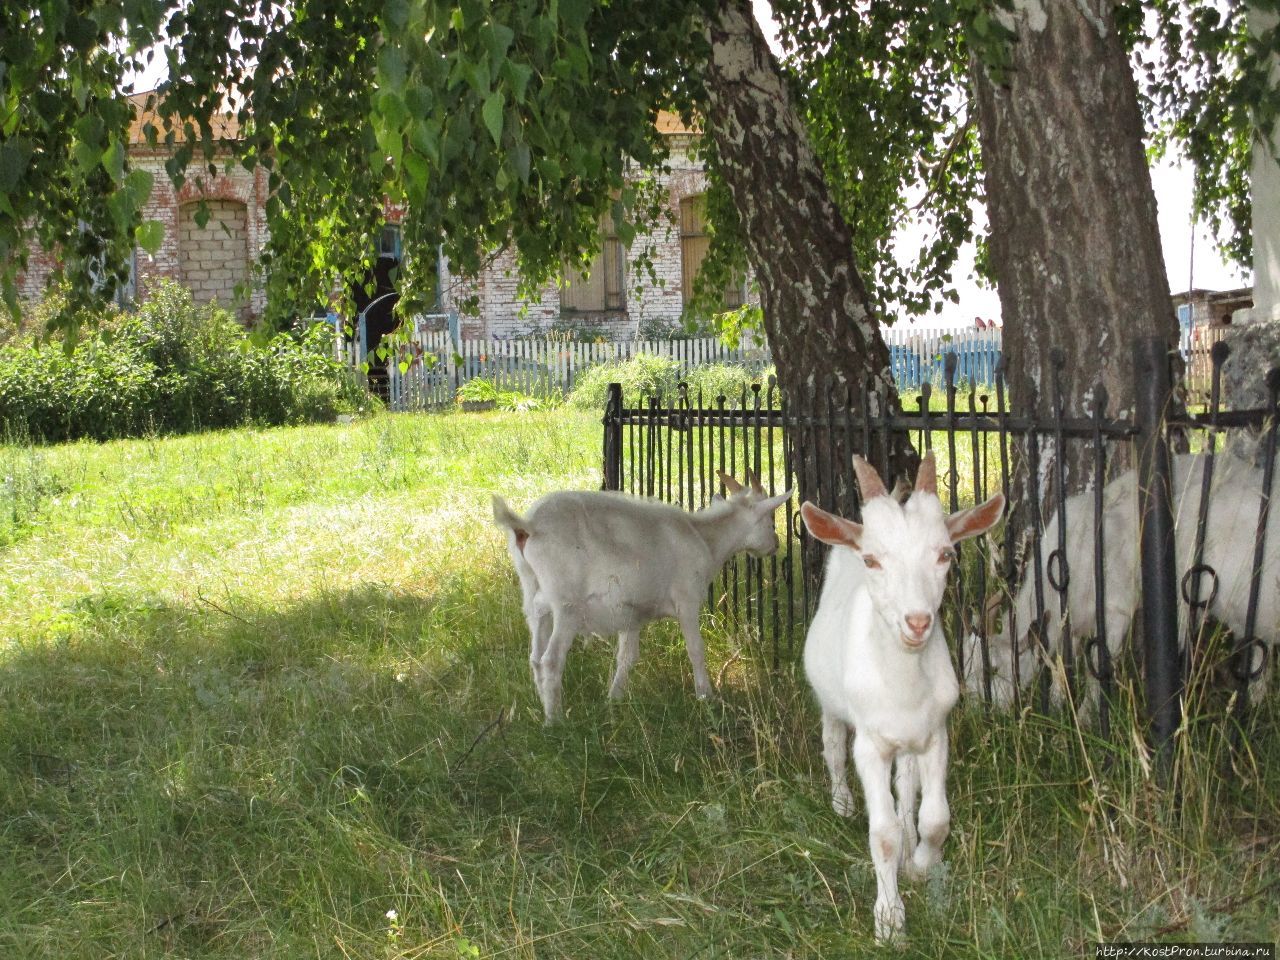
[333,315,1007,411]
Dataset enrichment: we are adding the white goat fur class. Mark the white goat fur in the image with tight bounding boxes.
[965,451,1279,708]
[801,453,1004,942]
[493,474,790,721]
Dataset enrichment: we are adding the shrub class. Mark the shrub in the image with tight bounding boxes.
[0,281,369,443]
[565,354,682,410]
[565,355,774,411]
[684,363,777,405]
[456,377,547,412]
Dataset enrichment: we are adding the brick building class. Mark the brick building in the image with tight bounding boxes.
[18,93,271,317]
[18,98,744,337]
[440,112,750,339]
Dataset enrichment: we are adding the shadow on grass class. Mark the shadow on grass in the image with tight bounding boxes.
[4,582,1279,958]
[0,580,873,957]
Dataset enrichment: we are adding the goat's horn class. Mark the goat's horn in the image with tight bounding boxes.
[747,469,764,494]
[718,470,743,494]
[891,477,911,503]
[852,456,887,501]
[915,451,937,494]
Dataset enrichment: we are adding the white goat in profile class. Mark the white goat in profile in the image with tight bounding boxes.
[493,472,791,721]
[801,452,1004,942]
[964,450,1279,709]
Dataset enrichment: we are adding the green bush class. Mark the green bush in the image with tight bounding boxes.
[0,281,369,443]
[565,355,774,410]
[565,354,682,410]
[684,362,777,405]
[455,377,547,411]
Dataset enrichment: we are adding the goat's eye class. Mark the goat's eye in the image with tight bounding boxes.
[938,548,956,565]
[863,555,881,570]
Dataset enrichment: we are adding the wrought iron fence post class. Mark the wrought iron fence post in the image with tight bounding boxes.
[602,382,623,491]
[1133,336,1182,774]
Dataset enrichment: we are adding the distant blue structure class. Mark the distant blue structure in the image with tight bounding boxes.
[888,330,1002,390]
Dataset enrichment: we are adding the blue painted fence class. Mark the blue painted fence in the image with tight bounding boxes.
[886,326,1003,391]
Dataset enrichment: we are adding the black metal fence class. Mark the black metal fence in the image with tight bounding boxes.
[601,338,1278,757]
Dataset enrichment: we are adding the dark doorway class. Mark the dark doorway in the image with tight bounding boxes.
[351,225,402,400]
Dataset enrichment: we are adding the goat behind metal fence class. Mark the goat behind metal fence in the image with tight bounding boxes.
[601,339,1279,770]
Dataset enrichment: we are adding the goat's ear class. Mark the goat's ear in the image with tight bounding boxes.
[915,451,937,494]
[852,456,887,501]
[946,492,1006,542]
[757,488,792,512]
[800,501,863,548]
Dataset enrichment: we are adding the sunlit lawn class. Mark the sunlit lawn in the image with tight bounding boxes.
[1,409,1276,958]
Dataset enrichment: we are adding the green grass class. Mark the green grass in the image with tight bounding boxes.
[1,410,1277,958]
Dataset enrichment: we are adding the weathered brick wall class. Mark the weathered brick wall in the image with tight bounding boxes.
[444,135,753,340]
[18,128,737,337]
[16,150,270,318]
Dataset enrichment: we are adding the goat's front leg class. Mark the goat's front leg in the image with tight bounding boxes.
[677,609,713,699]
[608,630,640,700]
[894,753,920,873]
[852,733,905,943]
[820,712,855,817]
[906,728,950,881]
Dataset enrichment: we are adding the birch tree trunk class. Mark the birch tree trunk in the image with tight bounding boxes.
[971,0,1179,497]
[701,0,916,532]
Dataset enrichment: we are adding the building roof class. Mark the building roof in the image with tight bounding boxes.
[128,90,697,145]
[655,110,699,135]
[127,90,240,145]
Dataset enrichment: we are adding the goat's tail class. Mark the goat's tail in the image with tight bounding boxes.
[492,496,532,552]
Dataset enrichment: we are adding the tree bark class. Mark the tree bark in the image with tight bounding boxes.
[701,0,916,532]
[971,0,1179,497]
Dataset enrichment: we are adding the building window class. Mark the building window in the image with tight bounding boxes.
[561,220,624,313]
[378,224,402,261]
[179,197,249,307]
[680,195,744,310]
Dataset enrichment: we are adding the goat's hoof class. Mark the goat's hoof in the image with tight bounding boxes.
[831,789,856,818]
[904,853,942,882]
[873,902,906,944]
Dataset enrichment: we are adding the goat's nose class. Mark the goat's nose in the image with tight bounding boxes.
[905,613,932,637]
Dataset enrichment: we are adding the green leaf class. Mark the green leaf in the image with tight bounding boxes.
[505,61,532,103]
[485,23,515,65]
[102,137,126,182]
[511,141,531,183]
[402,150,428,191]
[459,0,485,29]
[384,0,410,30]
[558,0,591,33]
[122,167,154,210]
[409,119,441,163]
[482,92,504,147]
[467,62,490,96]
[379,46,408,93]
[0,137,33,191]
[136,219,165,255]
[73,139,101,174]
